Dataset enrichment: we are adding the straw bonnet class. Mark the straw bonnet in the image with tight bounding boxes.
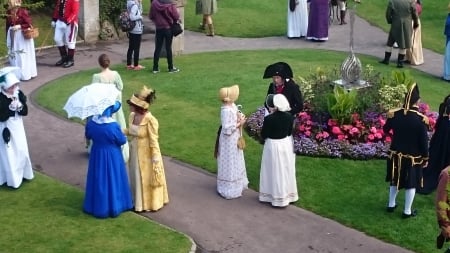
[0,66,20,90]
[219,85,239,103]
[273,94,291,112]
[127,86,155,110]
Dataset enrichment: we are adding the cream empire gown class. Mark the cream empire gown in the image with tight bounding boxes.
[125,111,169,212]
[91,71,129,163]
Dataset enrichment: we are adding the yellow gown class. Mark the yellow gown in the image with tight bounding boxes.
[125,111,169,212]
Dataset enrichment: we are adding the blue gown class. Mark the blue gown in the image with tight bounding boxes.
[83,118,133,218]
[443,14,450,81]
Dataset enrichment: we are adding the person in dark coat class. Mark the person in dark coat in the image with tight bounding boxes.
[263,62,303,116]
[383,83,429,218]
[379,0,419,68]
[418,94,450,194]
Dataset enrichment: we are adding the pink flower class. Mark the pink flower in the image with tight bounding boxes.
[332,126,342,135]
[385,136,391,142]
[370,127,377,134]
[305,130,311,137]
[306,120,312,126]
[322,131,330,138]
[328,119,338,127]
[350,127,360,135]
[374,132,382,139]
[368,134,375,141]
[337,134,346,140]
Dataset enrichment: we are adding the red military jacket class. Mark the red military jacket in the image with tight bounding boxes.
[52,0,79,24]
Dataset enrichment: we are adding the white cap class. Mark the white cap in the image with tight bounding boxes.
[273,94,291,112]
[0,67,20,89]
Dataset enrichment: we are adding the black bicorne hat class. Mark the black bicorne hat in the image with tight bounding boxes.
[263,62,293,79]
[403,83,420,112]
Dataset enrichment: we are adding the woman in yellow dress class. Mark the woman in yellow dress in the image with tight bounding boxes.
[124,86,169,212]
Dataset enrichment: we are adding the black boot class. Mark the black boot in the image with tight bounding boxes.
[340,10,347,25]
[379,52,391,65]
[55,46,67,66]
[63,56,74,68]
[397,54,405,68]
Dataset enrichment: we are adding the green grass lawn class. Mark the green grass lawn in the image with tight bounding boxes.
[0,174,192,253]
[35,49,450,253]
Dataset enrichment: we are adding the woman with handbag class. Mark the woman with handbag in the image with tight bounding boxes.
[149,0,181,73]
[124,86,169,212]
[5,0,37,81]
[216,85,248,199]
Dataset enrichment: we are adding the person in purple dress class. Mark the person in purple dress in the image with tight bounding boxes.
[83,101,133,218]
[306,0,329,41]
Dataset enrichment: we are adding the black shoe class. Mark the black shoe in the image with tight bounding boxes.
[63,60,74,68]
[55,58,66,66]
[437,233,445,249]
[402,209,417,219]
[379,59,389,65]
[386,205,397,213]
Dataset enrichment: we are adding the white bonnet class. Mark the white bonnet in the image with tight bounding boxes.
[273,94,291,112]
[0,67,21,90]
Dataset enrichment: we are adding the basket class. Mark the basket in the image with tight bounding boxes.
[22,26,39,39]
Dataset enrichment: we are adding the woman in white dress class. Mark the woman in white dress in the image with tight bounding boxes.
[5,0,37,81]
[287,0,308,38]
[216,85,248,199]
[0,67,33,188]
[259,94,298,207]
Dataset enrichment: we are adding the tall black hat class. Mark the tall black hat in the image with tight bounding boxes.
[403,83,420,112]
[263,62,293,79]
[439,94,450,117]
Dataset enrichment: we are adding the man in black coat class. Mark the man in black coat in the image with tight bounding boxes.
[263,62,303,116]
[383,83,429,218]
[418,94,450,194]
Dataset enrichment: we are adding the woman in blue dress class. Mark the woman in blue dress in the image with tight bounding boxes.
[83,101,133,218]
[443,4,450,81]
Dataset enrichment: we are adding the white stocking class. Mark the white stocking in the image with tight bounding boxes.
[404,188,416,215]
[388,186,398,207]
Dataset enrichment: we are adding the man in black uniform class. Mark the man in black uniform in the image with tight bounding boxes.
[263,62,303,116]
[383,83,429,218]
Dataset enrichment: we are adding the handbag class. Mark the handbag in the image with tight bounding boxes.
[22,25,39,39]
[171,22,183,37]
[149,161,164,187]
[237,125,246,150]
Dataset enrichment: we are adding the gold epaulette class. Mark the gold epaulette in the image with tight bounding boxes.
[409,109,430,125]
[387,108,401,119]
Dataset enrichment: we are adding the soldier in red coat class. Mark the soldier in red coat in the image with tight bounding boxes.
[51,0,79,68]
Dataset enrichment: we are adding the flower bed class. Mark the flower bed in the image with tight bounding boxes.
[245,67,438,160]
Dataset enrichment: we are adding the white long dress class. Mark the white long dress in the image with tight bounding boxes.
[287,0,308,38]
[0,91,33,188]
[6,27,37,81]
[259,136,298,207]
[217,103,248,199]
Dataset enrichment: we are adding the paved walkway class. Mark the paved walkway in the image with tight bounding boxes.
[21,16,446,253]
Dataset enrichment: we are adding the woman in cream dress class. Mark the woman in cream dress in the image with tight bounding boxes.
[124,86,168,212]
[216,85,248,199]
[5,0,37,81]
[88,54,129,162]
